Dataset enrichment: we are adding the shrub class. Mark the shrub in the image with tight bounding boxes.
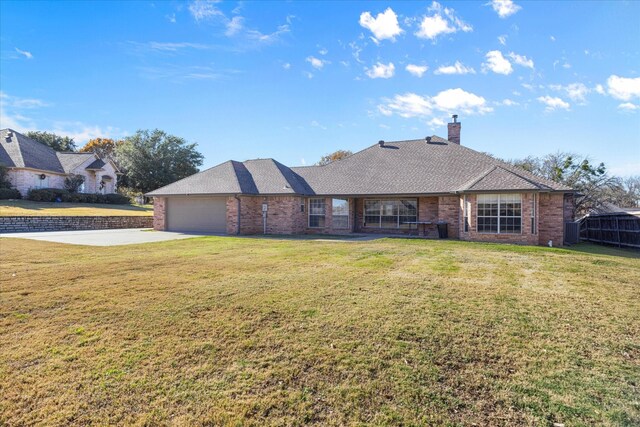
[64,174,85,193]
[27,188,69,202]
[117,186,143,204]
[104,193,130,204]
[0,188,21,199]
[0,165,12,189]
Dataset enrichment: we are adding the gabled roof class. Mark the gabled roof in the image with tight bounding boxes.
[459,165,553,192]
[56,152,97,173]
[0,128,65,173]
[85,158,106,170]
[0,128,114,175]
[147,135,572,197]
[147,158,312,196]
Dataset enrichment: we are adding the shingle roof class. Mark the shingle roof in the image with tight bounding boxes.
[0,128,65,173]
[147,135,572,196]
[147,159,313,196]
[0,129,114,176]
[57,152,96,173]
[85,158,106,170]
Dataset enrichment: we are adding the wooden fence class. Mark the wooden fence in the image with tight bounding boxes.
[579,213,640,249]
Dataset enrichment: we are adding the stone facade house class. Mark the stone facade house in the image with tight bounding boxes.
[148,117,574,246]
[0,129,119,196]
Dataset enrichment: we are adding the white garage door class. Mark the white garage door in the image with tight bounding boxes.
[166,196,227,233]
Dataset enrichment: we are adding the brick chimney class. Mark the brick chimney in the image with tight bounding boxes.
[447,114,461,145]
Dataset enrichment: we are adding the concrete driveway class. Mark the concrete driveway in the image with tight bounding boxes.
[0,228,215,246]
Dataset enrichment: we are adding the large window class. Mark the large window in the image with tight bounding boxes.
[332,199,349,229]
[477,194,521,234]
[364,199,417,229]
[309,198,326,228]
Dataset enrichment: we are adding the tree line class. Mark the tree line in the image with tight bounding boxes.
[26,130,204,195]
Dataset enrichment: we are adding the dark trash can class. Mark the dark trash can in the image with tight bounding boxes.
[437,222,448,239]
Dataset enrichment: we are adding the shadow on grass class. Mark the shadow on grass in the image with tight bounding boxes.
[563,242,639,259]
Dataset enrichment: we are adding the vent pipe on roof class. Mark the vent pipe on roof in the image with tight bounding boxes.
[425,136,432,143]
[448,114,461,145]
[378,140,385,147]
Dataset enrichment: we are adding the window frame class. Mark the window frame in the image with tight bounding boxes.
[363,199,418,229]
[463,195,470,232]
[308,198,326,228]
[531,193,537,234]
[476,193,522,235]
[331,198,350,229]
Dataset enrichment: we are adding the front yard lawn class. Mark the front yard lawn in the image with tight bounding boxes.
[0,199,152,216]
[1,238,638,426]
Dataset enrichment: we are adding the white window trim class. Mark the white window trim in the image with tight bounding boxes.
[308,198,326,228]
[531,193,537,235]
[476,193,523,235]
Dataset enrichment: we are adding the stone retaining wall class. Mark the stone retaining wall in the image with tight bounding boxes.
[0,216,153,233]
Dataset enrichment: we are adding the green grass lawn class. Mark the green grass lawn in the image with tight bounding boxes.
[1,237,638,426]
[0,199,152,216]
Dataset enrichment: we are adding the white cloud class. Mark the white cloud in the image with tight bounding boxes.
[306,56,328,70]
[434,61,475,75]
[406,64,428,77]
[318,47,328,55]
[245,24,290,44]
[188,0,223,21]
[359,8,403,43]
[508,52,534,69]
[225,16,244,36]
[488,0,521,18]
[537,95,570,111]
[549,83,590,103]
[15,48,33,59]
[427,117,446,129]
[618,102,639,111]
[498,35,507,46]
[366,62,395,79]
[498,98,519,106]
[594,84,605,95]
[282,62,291,70]
[378,88,492,120]
[166,13,177,23]
[550,35,556,42]
[415,1,472,41]
[52,123,125,144]
[304,71,313,79]
[482,50,513,75]
[606,75,640,101]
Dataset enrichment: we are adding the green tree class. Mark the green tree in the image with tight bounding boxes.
[115,129,204,193]
[509,152,620,216]
[316,149,353,166]
[0,165,12,189]
[25,131,77,152]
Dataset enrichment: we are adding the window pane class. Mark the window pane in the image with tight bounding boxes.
[332,199,349,216]
[309,215,325,228]
[333,216,349,229]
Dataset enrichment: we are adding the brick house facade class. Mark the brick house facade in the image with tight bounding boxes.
[148,117,574,246]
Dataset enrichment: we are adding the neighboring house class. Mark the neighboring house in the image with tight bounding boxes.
[147,116,575,246]
[0,129,119,196]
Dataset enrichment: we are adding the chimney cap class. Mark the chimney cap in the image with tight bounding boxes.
[452,114,458,123]
[378,140,385,147]
[425,136,432,143]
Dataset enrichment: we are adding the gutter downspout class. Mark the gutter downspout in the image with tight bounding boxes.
[234,195,241,235]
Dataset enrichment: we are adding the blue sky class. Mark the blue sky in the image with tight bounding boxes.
[1,0,639,175]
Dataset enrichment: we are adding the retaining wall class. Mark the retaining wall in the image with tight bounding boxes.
[0,216,153,233]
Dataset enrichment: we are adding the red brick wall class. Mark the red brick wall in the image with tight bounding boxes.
[152,197,166,231]
[227,195,307,235]
[438,196,460,239]
[459,193,539,245]
[539,193,566,246]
